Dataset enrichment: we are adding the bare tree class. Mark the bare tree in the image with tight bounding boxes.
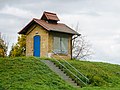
[72,25,92,60]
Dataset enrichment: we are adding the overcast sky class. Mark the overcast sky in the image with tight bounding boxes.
[0,0,120,65]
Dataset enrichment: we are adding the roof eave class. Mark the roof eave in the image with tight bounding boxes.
[49,30,80,35]
[18,19,35,34]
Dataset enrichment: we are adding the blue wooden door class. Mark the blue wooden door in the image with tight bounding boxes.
[34,35,40,57]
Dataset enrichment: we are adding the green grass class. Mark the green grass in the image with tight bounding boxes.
[0,57,76,90]
[51,59,120,89]
[69,60,120,86]
[0,57,120,90]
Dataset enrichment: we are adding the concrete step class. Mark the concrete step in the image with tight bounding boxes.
[41,60,79,87]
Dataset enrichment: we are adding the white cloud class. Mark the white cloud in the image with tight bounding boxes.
[0,5,36,19]
[59,10,120,65]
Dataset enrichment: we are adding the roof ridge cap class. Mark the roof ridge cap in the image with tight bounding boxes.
[44,11,56,15]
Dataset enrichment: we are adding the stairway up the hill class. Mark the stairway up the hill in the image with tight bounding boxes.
[41,60,79,87]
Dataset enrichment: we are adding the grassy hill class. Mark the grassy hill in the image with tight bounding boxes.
[51,59,120,90]
[69,60,120,87]
[0,57,120,90]
[0,57,75,90]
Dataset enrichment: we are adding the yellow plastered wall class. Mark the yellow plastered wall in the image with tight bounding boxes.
[26,24,48,57]
[48,32,72,60]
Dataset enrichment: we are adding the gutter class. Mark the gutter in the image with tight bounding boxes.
[71,34,81,60]
[72,34,81,40]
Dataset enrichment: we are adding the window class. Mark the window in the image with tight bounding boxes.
[53,36,68,54]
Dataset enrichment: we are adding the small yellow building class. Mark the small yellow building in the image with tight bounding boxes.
[19,11,80,59]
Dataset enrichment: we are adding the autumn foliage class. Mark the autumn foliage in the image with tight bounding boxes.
[9,35,26,57]
[0,37,7,57]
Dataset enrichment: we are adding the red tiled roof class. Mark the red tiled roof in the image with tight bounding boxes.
[18,11,80,35]
[18,18,79,35]
[41,11,60,21]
